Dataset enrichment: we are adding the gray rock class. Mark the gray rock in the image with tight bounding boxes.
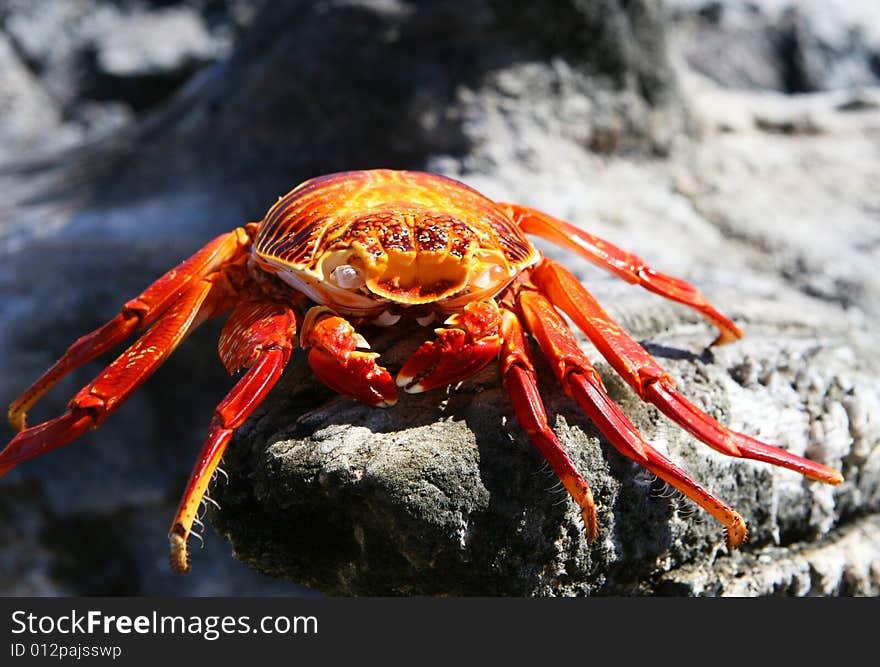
[0,0,242,157]
[1,0,116,110]
[93,9,221,79]
[0,32,65,160]
[666,1,880,92]
[657,516,880,596]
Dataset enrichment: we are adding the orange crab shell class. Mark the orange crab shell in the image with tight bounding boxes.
[252,170,541,314]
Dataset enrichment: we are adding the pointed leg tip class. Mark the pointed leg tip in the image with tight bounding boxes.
[816,468,844,486]
[581,508,599,543]
[726,515,748,549]
[169,528,192,574]
[710,324,744,347]
[7,411,25,432]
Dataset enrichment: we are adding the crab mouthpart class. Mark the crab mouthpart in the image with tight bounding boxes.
[364,250,470,304]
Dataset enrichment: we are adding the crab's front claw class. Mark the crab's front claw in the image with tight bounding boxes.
[397,300,502,393]
[304,311,398,407]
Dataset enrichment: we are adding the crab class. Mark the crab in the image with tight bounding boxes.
[1,169,842,573]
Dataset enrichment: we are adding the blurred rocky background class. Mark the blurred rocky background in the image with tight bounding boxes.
[0,0,877,596]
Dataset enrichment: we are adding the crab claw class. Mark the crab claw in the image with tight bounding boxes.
[397,300,502,393]
[304,311,398,406]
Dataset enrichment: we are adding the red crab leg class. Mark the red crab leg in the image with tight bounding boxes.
[397,300,502,393]
[501,203,742,345]
[170,303,296,573]
[0,279,225,477]
[499,309,598,539]
[532,258,844,485]
[302,307,398,407]
[8,225,255,431]
[516,288,748,547]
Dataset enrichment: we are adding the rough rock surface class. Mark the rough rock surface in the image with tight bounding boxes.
[0,0,250,161]
[0,0,878,596]
[666,0,880,92]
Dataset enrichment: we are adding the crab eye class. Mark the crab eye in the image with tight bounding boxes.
[472,264,506,289]
[330,264,365,290]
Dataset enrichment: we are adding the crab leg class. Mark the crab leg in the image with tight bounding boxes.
[302,307,398,407]
[502,203,742,345]
[397,300,503,393]
[516,288,748,546]
[8,225,255,431]
[499,309,598,539]
[170,302,296,573]
[0,279,226,476]
[532,258,843,485]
